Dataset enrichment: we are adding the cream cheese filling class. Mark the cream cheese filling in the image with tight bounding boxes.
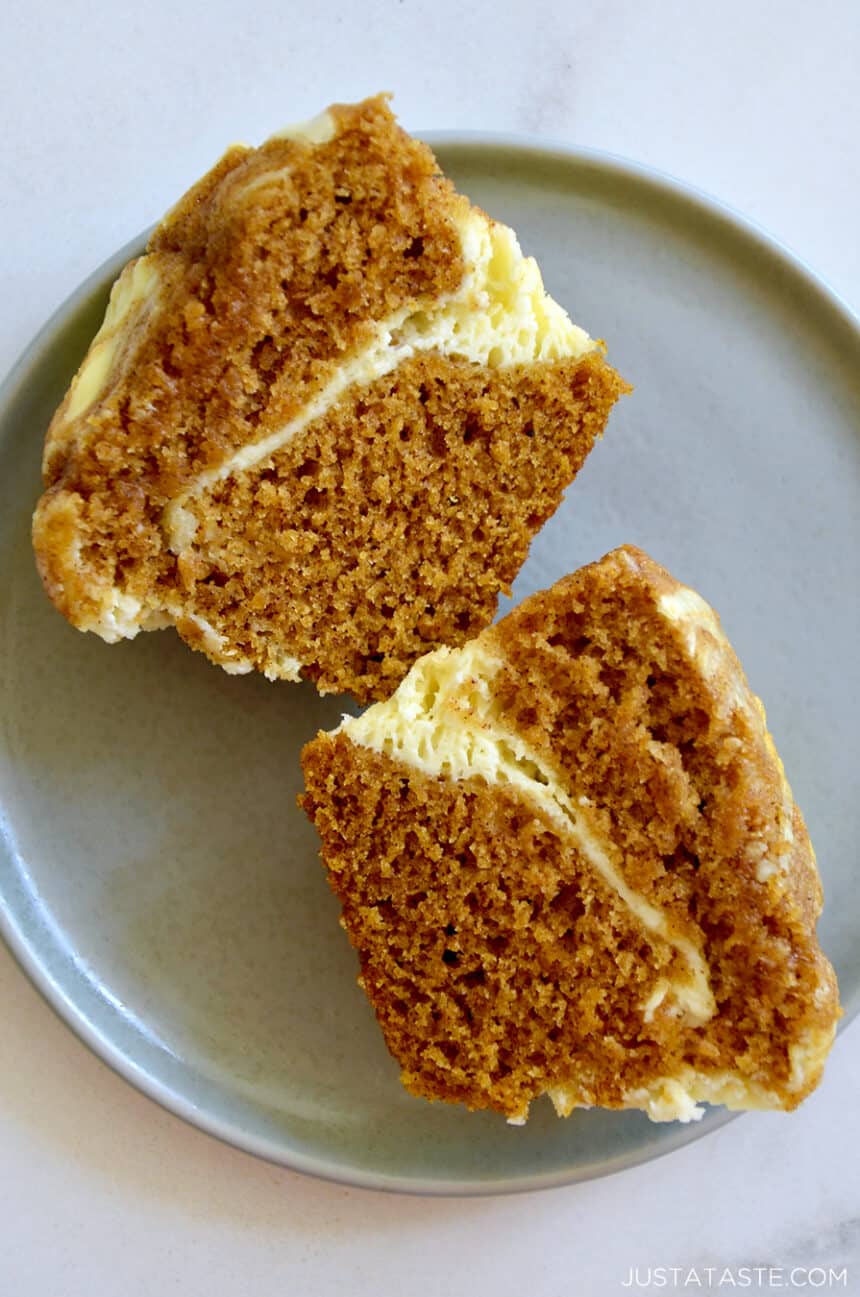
[502,1068,787,1127]
[62,255,161,427]
[267,108,338,145]
[341,640,715,1031]
[656,584,751,715]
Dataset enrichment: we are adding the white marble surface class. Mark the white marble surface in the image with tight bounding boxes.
[2,2,859,1293]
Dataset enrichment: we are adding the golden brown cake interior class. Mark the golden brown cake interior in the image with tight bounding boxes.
[301,546,840,1121]
[33,95,627,702]
[185,350,619,699]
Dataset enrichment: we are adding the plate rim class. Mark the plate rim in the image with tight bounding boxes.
[1,133,857,1196]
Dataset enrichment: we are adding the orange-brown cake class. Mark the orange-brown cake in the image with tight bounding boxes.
[301,546,840,1123]
[32,95,627,703]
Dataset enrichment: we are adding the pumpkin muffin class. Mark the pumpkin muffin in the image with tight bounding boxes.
[301,546,840,1122]
[33,95,626,702]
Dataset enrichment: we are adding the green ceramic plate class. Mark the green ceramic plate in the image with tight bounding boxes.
[1,139,858,1194]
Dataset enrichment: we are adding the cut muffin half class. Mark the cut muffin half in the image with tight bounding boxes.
[33,95,627,703]
[301,546,840,1122]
